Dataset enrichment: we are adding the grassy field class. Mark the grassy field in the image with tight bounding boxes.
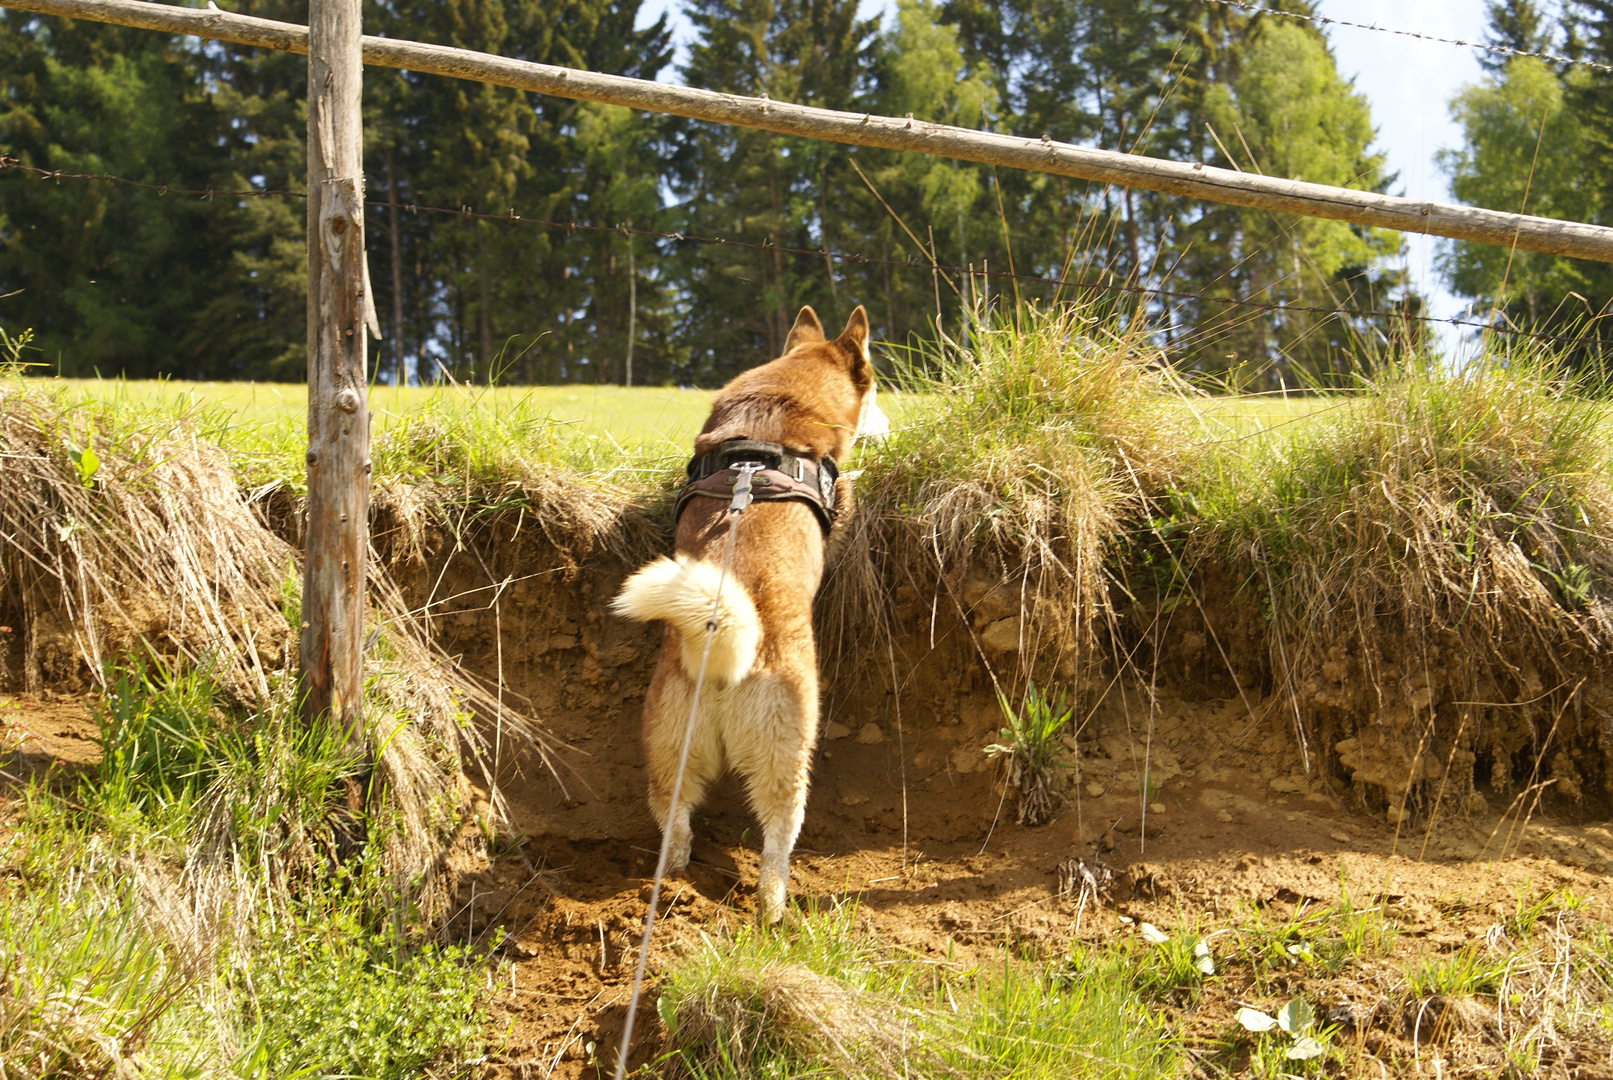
[50,379,718,449]
[29,375,1329,484]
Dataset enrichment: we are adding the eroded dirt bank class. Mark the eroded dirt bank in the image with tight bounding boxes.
[357,510,1613,1076]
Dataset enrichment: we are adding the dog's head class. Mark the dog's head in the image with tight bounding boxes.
[781,305,889,444]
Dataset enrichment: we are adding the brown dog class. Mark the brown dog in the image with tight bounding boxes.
[612,305,885,923]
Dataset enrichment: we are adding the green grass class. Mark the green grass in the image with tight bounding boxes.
[49,377,715,447]
[12,375,952,500]
[656,900,1181,1079]
[657,881,1613,1079]
[1,661,492,1079]
[14,370,1320,497]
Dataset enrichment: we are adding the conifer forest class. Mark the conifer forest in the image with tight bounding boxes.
[0,0,1605,386]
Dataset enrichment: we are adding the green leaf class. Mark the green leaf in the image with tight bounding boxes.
[76,445,100,487]
[1286,1035,1327,1061]
[1278,997,1314,1035]
[1236,1007,1278,1032]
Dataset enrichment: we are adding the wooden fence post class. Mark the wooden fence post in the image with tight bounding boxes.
[301,0,377,750]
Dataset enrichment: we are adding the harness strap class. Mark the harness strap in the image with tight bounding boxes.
[674,438,839,533]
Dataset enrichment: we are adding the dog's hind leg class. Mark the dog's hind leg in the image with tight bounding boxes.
[643,658,724,871]
[725,669,818,924]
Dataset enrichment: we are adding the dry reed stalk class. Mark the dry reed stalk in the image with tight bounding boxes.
[0,385,551,927]
[1197,358,1613,820]
[820,304,1188,704]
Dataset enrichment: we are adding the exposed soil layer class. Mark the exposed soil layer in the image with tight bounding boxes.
[367,516,1613,1078]
[9,493,1612,1077]
[0,690,101,788]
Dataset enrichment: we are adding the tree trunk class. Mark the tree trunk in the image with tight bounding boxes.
[301,0,375,752]
[478,228,493,382]
[385,146,406,385]
[820,172,837,303]
[625,237,636,387]
[768,159,786,351]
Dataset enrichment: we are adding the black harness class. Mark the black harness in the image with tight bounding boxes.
[674,439,839,533]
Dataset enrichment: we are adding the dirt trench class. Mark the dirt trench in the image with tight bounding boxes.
[354,505,1613,1077]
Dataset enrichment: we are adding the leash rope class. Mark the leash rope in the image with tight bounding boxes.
[613,462,761,1080]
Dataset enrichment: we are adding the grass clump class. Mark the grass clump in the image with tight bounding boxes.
[1406,943,1507,999]
[0,876,203,1077]
[983,681,1073,826]
[1,661,492,1079]
[828,303,1190,692]
[1184,349,1613,816]
[656,901,1180,1079]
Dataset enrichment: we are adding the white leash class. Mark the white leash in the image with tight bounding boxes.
[613,461,761,1080]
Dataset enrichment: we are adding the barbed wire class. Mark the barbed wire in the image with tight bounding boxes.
[1202,0,1613,75]
[4,157,1611,350]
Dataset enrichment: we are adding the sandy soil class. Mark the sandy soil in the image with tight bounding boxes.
[380,535,1613,1078]
[0,689,101,788]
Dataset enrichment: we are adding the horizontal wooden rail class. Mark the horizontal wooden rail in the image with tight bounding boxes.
[9,0,1613,262]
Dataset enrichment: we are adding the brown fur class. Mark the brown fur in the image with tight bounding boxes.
[618,305,876,923]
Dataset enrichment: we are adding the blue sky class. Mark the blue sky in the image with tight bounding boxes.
[637,0,1498,338]
[1316,0,1489,340]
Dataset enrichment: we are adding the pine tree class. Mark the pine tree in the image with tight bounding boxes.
[674,0,880,382]
[0,10,304,378]
[1481,0,1551,72]
[1443,1,1612,360]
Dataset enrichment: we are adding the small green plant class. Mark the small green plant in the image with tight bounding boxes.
[277,559,302,629]
[1131,923,1215,997]
[249,912,486,1079]
[1505,885,1586,939]
[984,681,1073,826]
[1407,943,1506,998]
[1236,998,1331,1071]
[1333,896,1396,964]
[0,325,36,369]
[66,440,100,488]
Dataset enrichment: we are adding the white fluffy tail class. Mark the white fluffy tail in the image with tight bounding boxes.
[611,555,761,685]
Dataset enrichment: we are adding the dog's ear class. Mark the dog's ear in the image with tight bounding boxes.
[784,306,825,353]
[836,306,870,353]
[835,306,872,385]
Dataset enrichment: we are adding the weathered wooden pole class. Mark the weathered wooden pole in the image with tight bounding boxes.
[301,0,377,748]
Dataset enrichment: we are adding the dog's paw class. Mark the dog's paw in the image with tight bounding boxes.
[755,868,788,926]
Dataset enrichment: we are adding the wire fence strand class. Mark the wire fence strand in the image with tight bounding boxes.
[5,156,1612,351]
[1203,0,1613,75]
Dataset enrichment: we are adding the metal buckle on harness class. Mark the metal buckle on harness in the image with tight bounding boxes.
[726,461,764,513]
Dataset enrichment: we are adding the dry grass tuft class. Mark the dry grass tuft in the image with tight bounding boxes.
[0,390,291,701]
[0,380,548,927]
[1186,351,1613,819]
[823,303,1190,697]
[664,959,923,1079]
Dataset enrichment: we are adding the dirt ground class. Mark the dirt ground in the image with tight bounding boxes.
[377,531,1613,1079]
[0,689,101,787]
[9,518,1613,1079]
